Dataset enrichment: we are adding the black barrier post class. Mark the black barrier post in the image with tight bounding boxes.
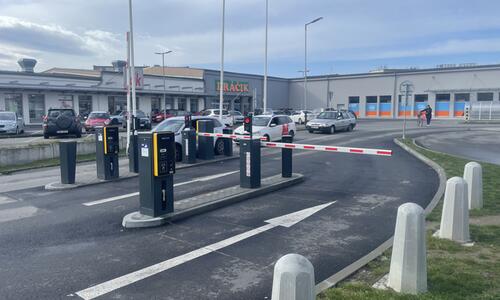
[138,132,175,217]
[59,141,77,184]
[197,120,214,160]
[182,128,197,164]
[222,128,233,156]
[128,116,140,173]
[304,111,308,124]
[96,126,120,180]
[281,135,293,178]
[240,138,261,188]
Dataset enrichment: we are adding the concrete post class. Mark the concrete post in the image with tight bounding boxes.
[439,177,470,243]
[387,203,427,294]
[463,162,483,209]
[271,253,315,300]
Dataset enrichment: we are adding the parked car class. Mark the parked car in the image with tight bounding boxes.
[234,115,296,142]
[84,111,110,133]
[152,109,182,123]
[306,110,356,134]
[43,108,82,139]
[229,110,244,124]
[122,110,151,130]
[110,111,126,125]
[290,110,316,124]
[0,111,24,135]
[199,109,233,126]
[153,116,227,161]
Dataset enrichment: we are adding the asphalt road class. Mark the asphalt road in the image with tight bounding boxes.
[0,120,494,299]
[415,129,500,165]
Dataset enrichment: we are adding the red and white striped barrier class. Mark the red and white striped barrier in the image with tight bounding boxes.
[197,132,267,141]
[196,132,392,157]
[261,141,392,157]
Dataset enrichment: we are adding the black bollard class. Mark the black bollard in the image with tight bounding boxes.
[59,141,77,184]
[281,135,293,178]
[182,128,197,164]
[197,120,214,160]
[240,138,261,188]
[222,128,233,156]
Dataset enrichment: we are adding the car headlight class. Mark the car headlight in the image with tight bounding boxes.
[320,124,329,127]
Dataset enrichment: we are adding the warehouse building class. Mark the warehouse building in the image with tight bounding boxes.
[1,59,499,124]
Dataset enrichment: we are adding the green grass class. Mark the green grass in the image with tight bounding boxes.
[318,138,500,300]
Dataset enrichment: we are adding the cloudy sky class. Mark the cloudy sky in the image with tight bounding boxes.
[1,0,500,77]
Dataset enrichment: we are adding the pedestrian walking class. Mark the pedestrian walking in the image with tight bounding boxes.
[420,105,433,126]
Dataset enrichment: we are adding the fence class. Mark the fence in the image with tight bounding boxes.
[465,102,500,121]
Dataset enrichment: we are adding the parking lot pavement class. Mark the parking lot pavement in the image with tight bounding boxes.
[415,129,500,165]
[0,120,498,299]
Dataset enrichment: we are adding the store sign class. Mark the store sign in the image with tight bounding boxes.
[216,80,249,93]
[123,67,144,90]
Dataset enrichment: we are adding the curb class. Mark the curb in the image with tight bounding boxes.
[314,138,447,294]
[122,173,305,228]
[44,155,240,191]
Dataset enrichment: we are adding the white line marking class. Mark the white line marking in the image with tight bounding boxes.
[82,171,239,206]
[75,202,335,300]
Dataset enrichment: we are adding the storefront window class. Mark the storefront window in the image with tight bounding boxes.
[58,95,74,109]
[454,93,470,102]
[477,92,493,101]
[190,98,199,112]
[366,96,377,103]
[28,94,45,123]
[178,98,186,111]
[5,93,23,116]
[108,96,127,114]
[78,95,93,118]
[151,97,161,112]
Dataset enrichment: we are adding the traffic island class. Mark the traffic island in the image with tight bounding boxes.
[122,173,304,228]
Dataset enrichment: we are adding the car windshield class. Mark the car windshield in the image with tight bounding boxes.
[155,119,184,133]
[316,112,337,119]
[136,111,146,118]
[200,110,212,116]
[0,112,15,121]
[253,116,270,126]
[89,113,109,119]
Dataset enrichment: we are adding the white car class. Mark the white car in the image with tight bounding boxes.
[234,115,296,142]
[153,116,227,161]
[199,109,234,126]
[290,110,316,124]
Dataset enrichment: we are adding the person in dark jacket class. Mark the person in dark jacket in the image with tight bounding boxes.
[420,105,433,126]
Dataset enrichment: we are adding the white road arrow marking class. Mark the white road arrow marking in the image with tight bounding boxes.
[82,171,238,206]
[75,201,336,300]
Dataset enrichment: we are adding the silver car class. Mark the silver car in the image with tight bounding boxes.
[306,111,356,134]
[0,111,25,134]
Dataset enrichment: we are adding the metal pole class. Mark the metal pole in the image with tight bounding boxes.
[126,32,131,153]
[219,0,225,121]
[162,54,166,120]
[403,85,408,139]
[263,0,268,112]
[128,0,137,124]
[304,24,307,110]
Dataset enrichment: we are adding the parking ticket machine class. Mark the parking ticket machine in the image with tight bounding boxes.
[138,131,176,217]
[96,126,120,180]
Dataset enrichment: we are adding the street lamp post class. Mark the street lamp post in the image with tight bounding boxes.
[155,50,172,121]
[263,0,269,112]
[304,17,323,110]
[399,81,414,139]
[219,0,225,121]
[128,0,137,122]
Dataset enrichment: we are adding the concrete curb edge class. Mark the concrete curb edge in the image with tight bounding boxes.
[122,173,305,228]
[314,138,446,294]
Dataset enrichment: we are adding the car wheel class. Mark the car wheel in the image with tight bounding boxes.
[76,131,82,138]
[329,126,336,134]
[308,130,314,134]
[214,139,224,155]
[264,134,271,142]
[288,130,295,138]
[347,125,354,132]
[175,143,182,162]
[43,132,49,139]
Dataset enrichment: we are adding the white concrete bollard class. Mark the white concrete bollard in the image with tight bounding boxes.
[463,162,483,209]
[271,253,315,300]
[387,203,427,294]
[439,177,470,243]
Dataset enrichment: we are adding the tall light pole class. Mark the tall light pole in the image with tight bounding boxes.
[128,0,137,122]
[219,0,225,121]
[399,81,414,139]
[155,50,172,121]
[304,16,323,110]
[263,0,269,112]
